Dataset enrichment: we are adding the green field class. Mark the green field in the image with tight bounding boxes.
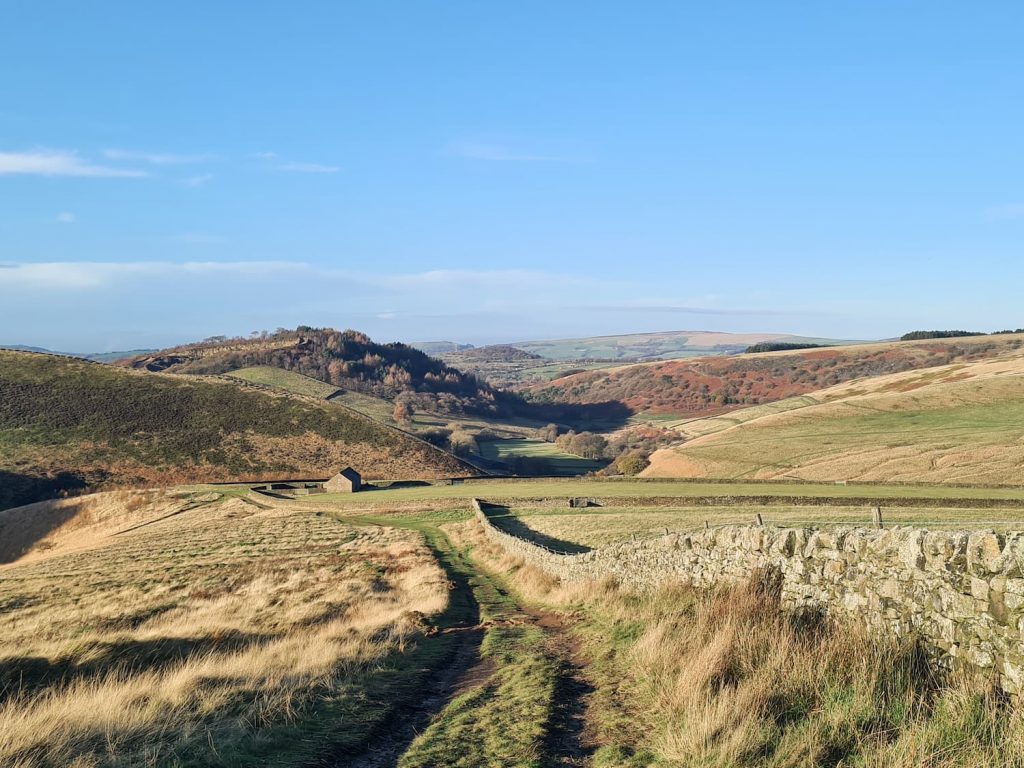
[477,438,606,475]
[227,366,342,399]
[509,503,1024,549]
[261,476,1024,508]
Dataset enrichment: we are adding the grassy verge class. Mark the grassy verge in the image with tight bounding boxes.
[466,514,1024,768]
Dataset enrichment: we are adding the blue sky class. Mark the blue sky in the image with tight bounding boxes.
[2,2,1024,351]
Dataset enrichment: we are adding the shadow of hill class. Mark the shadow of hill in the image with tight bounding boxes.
[0,476,95,564]
[483,504,592,554]
[0,469,91,514]
[520,400,633,432]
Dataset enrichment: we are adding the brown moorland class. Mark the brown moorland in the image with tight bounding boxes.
[526,333,1024,416]
[643,352,1024,485]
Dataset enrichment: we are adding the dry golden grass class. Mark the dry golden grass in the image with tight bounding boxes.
[460,515,1024,767]
[646,352,1024,485]
[0,493,447,767]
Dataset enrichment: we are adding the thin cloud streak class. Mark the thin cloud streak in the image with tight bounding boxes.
[0,150,146,177]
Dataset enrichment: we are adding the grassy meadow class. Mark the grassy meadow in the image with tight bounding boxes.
[0,491,450,767]
[646,354,1024,485]
[6,477,1024,765]
[478,437,608,475]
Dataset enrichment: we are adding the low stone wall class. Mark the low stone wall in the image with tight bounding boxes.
[473,499,1024,692]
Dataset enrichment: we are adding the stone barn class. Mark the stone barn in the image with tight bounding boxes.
[324,467,362,493]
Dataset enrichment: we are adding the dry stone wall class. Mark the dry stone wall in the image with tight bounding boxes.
[473,499,1024,693]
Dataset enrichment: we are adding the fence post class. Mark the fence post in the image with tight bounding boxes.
[755,512,764,526]
[872,506,883,529]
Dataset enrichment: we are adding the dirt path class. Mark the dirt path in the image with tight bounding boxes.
[336,524,492,768]
[335,518,597,767]
[527,607,598,767]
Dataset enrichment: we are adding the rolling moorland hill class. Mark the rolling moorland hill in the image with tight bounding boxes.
[122,327,517,418]
[526,333,1024,417]
[643,351,1024,485]
[513,329,850,361]
[0,350,476,510]
[421,330,854,388]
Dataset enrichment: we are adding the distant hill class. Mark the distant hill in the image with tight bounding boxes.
[527,333,1024,417]
[643,350,1024,485]
[449,344,542,362]
[121,327,519,419]
[0,345,156,363]
[411,341,475,355]
[0,350,477,510]
[513,330,854,361]
[430,330,857,388]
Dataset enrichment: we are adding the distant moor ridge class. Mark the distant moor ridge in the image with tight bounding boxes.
[527,333,1024,415]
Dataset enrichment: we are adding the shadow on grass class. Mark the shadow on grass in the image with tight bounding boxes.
[482,503,592,554]
[0,629,275,702]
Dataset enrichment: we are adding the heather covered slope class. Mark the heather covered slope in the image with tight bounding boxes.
[0,350,475,509]
[527,333,1024,416]
[644,352,1024,485]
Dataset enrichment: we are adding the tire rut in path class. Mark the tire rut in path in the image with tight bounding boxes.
[529,608,597,767]
[338,527,490,768]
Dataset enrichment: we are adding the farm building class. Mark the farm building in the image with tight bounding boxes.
[324,467,362,493]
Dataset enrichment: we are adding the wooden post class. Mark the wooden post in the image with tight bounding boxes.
[872,506,883,529]
[755,512,764,526]
[704,520,710,529]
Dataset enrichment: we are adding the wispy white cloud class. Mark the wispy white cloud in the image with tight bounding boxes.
[448,142,584,163]
[56,212,76,224]
[0,261,298,290]
[986,203,1024,220]
[278,161,340,174]
[251,151,277,160]
[0,150,146,177]
[102,148,216,165]
[181,174,214,188]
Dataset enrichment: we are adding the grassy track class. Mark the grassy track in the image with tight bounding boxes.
[337,510,573,767]
[226,365,342,398]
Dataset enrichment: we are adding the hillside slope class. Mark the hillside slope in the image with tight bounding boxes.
[643,352,1024,485]
[123,327,516,418]
[527,333,1024,416]
[0,351,475,509]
